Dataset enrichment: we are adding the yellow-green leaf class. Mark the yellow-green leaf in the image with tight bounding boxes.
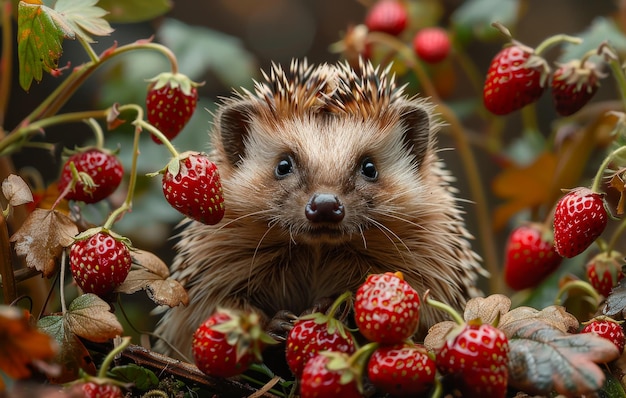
[17,1,73,91]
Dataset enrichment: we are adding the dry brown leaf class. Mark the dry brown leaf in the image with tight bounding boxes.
[116,269,189,307]
[424,294,511,351]
[499,305,579,335]
[9,209,78,277]
[1,174,33,207]
[491,152,558,231]
[64,294,123,343]
[463,294,511,324]
[131,249,169,278]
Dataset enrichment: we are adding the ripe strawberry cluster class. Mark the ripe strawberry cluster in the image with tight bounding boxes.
[363,0,452,65]
[190,272,513,397]
[503,185,623,299]
[54,72,225,302]
[482,28,605,117]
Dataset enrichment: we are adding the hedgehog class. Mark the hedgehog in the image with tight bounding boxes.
[154,58,486,360]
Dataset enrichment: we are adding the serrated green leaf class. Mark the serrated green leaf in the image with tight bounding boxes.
[65,293,123,342]
[559,17,626,63]
[98,0,172,23]
[450,0,520,41]
[17,1,72,91]
[52,0,113,43]
[500,307,620,396]
[109,364,159,391]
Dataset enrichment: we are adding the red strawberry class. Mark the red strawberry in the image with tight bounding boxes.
[586,251,625,297]
[364,0,408,36]
[146,72,200,144]
[70,229,132,297]
[436,320,509,398]
[553,187,608,258]
[80,382,123,398]
[192,309,275,378]
[57,148,123,204]
[299,352,362,398]
[551,60,603,116]
[412,27,451,64]
[503,223,563,290]
[367,343,436,396]
[161,151,225,225]
[285,293,356,378]
[581,316,625,354]
[483,44,548,115]
[354,271,421,344]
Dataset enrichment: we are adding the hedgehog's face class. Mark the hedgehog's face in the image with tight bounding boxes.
[213,99,435,246]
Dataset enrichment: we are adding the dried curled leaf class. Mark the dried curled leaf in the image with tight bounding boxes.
[1,174,33,207]
[424,294,511,351]
[115,249,189,307]
[463,294,511,324]
[501,306,619,396]
[10,209,78,277]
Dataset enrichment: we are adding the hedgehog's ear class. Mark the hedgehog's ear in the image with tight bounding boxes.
[216,101,257,167]
[399,104,432,167]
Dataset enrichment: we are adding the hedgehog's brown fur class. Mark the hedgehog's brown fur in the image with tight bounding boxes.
[154,59,486,359]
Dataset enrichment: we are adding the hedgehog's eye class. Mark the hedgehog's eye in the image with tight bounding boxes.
[360,157,378,181]
[275,155,294,179]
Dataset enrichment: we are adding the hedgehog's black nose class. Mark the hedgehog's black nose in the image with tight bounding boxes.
[305,193,345,223]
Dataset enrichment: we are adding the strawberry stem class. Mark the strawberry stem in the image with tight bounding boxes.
[590,141,626,193]
[0,109,109,156]
[84,118,105,149]
[554,279,601,307]
[133,119,180,158]
[0,1,13,129]
[366,30,500,294]
[77,36,100,64]
[424,291,465,325]
[533,34,583,57]
[97,336,132,379]
[603,47,626,112]
[102,123,142,231]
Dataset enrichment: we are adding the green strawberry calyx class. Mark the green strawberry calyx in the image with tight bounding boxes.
[145,72,204,97]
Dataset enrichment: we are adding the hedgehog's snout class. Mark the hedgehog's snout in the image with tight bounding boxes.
[305,193,345,223]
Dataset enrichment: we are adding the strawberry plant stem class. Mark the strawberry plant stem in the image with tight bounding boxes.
[84,118,105,149]
[97,336,132,379]
[590,145,626,193]
[533,34,583,57]
[0,210,16,304]
[606,56,626,111]
[425,293,465,325]
[77,36,100,64]
[59,249,68,314]
[554,279,601,307]
[0,109,109,156]
[367,31,501,294]
[102,125,141,230]
[0,1,13,129]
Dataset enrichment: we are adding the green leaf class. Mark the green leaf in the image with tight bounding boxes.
[500,306,620,396]
[52,0,113,43]
[98,0,172,23]
[109,364,159,391]
[450,0,520,41]
[157,18,258,86]
[65,293,124,342]
[558,17,626,63]
[37,314,96,383]
[17,1,72,91]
